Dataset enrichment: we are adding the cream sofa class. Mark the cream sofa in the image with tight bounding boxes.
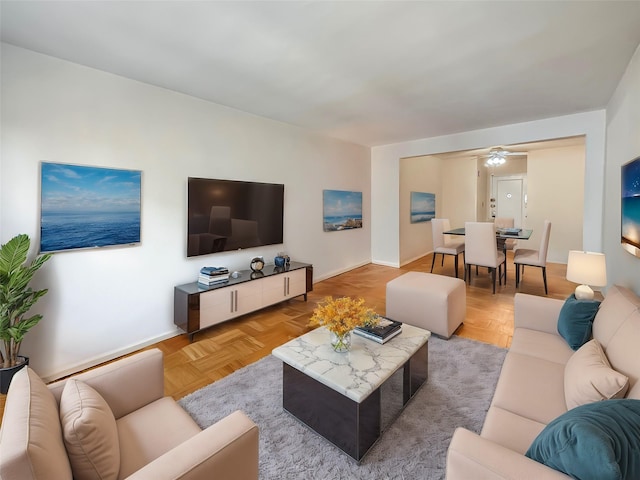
[0,348,259,480]
[446,285,640,479]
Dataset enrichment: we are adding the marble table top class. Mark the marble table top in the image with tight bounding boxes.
[272,324,430,403]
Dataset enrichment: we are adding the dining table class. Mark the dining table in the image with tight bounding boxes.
[443,227,533,254]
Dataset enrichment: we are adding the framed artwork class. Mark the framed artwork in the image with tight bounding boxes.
[621,155,640,258]
[323,190,363,232]
[410,191,435,223]
[40,162,142,253]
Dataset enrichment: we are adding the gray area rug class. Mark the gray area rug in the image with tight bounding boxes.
[179,335,507,479]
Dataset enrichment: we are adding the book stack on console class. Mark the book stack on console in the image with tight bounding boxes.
[353,317,402,344]
[198,266,230,287]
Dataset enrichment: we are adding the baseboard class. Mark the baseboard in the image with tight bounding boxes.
[313,260,372,282]
[400,251,432,267]
[41,328,183,383]
[371,259,400,268]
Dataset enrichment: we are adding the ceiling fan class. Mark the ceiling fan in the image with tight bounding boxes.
[481,147,527,166]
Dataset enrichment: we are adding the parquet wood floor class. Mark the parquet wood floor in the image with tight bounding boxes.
[0,253,579,418]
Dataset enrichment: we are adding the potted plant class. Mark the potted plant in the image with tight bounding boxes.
[309,296,378,352]
[0,234,51,393]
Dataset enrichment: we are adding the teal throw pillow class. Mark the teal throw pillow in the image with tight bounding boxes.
[526,399,640,480]
[557,294,600,350]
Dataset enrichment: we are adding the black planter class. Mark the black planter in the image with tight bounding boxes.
[0,356,29,394]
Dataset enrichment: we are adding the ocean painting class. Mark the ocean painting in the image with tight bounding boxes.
[40,162,141,253]
[410,192,435,223]
[622,156,640,252]
[323,190,363,232]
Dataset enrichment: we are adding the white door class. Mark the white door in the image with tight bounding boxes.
[494,177,524,227]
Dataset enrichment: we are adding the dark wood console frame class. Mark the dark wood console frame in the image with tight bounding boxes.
[174,262,313,341]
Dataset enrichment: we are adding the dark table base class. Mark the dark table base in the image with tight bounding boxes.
[281,342,428,461]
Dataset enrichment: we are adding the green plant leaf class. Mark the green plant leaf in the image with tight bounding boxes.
[0,234,30,277]
[8,314,43,343]
[0,234,51,364]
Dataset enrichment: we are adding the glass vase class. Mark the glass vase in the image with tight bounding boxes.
[330,331,352,353]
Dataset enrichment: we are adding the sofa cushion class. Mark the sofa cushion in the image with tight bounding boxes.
[509,328,573,365]
[525,399,640,480]
[0,367,73,480]
[592,286,640,399]
[557,294,600,350]
[564,339,629,409]
[60,379,120,480]
[593,285,640,349]
[116,396,200,479]
[480,406,547,455]
[605,309,640,399]
[490,351,567,426]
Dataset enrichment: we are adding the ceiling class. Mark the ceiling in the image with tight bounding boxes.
[1,1,640,147]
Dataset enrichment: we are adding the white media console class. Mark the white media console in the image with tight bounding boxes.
[174,261,313,341]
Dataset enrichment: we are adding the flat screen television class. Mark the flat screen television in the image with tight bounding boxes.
[621,155,640,257]
[187,177,284,257]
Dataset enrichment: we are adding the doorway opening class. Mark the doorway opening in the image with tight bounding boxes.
[490,174,527,227]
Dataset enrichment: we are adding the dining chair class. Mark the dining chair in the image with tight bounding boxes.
[464,222,506,294]
[494,217,517,251]
[430,218,465,278]
[514,220,552,295]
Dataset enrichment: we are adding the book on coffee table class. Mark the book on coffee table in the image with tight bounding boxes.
[354,318,402,344]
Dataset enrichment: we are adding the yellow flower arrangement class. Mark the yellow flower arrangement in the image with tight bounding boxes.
[309,296,379,337]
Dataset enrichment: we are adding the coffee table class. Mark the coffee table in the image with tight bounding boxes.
[272,324,431,461]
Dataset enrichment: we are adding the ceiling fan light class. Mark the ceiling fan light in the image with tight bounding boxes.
[483,146,527,167]
[485,152,507,167]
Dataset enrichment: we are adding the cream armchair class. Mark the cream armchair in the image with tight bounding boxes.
[0,349,259,480]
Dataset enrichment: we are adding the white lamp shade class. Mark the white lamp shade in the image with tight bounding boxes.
[566,251,607,287]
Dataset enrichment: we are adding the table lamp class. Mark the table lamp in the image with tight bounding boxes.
[566,250,607,300]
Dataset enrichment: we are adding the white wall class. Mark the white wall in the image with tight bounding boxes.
[604,43,640,294]
[398,155,477,265]
[441,156,477,229]
[372,111,606,267]
[523,145,585,263]
[399,155,441,265]
[395,154,481,267]
[0,44,371,380]
[490,157,528,177]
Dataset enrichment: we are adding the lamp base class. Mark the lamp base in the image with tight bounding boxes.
[575,284,594,300]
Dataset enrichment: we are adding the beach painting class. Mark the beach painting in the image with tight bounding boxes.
[40,162,141,253]
[323,189,363,232]
[622,156,640,254]
[410,191,436,223]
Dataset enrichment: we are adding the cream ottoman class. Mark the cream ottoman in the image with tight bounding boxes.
[386,272,465,339]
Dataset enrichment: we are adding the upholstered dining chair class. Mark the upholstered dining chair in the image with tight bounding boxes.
[464,222,506,294]
[494,217,518,251]
[514,220,552,295]
[430,218,465,278]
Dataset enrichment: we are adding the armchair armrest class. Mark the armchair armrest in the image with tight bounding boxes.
[48,349,165,419]
[513,293,564,335]
[446,428,569,480]
[125,410,259,480]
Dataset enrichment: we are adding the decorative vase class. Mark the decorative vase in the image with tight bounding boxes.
[330,331,352,353]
